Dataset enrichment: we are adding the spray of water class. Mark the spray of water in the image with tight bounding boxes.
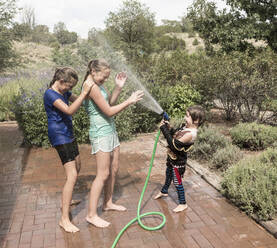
[96,35,163,115]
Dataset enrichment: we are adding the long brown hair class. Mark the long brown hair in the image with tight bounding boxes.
[49,67,78,88]
[83,59,110,84]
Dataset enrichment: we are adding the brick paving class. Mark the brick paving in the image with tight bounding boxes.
[0,123,277,248]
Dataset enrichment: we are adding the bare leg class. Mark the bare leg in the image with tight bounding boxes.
[86,151,111,228]
[103,146,126,211]
[60,155,81,208]
[59,161,79,233]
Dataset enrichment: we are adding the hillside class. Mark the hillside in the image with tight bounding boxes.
[13,41,54,70]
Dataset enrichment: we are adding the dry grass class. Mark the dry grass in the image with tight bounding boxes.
[12,41,54,69]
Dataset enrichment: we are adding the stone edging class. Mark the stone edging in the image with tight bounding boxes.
[187,159,277,239]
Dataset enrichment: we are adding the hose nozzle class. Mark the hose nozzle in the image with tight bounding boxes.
[161,111,170,121]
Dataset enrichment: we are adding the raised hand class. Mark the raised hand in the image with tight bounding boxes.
[127,90,144,105]
[115,72,127,88]
[83,75,94,95]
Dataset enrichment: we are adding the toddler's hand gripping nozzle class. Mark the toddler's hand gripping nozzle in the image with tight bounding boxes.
[161,111,170,121]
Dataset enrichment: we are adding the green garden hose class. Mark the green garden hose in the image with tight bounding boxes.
[111,129,166,248]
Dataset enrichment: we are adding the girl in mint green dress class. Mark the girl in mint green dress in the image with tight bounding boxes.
[83,59,144,228]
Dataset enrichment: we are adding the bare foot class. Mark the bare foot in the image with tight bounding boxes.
[86,216,110,228]
[154,192,168,200]
[59,219,80,233]
[103,203,127,212]
[173,204,188,213]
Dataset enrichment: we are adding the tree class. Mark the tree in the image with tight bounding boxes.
[187,0,276,53]
[188,0,255,53]
[53,22,78,45]
[226,0,277,52]
[0,0,19,72]
[104,0,156,60]
[11,22,32,40]
[21,5,35,30]
[87,27,102,46]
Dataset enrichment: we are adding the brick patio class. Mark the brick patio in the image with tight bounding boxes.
[0,123,276,248]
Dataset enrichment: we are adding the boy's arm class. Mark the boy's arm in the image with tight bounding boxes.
[160,124,186,153]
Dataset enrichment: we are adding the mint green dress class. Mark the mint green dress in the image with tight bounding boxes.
[84,85,120,154]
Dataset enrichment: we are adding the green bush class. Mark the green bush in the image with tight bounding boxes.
[11,87,50,147]
[259,148,277,166]
[211,144,242,171]
[221,149,277,220]
[190,126,231,160]
[72,107,90,144]
[192,38,199,46]
[167,83,202,119]
[230,122,277,150]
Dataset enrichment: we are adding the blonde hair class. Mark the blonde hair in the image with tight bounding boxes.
[49,67,78,87]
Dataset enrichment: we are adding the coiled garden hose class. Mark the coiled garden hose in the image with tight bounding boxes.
[111,129,166,248]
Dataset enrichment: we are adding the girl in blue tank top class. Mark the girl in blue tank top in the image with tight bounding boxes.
[43,67,93,233]
[83,59,144,228]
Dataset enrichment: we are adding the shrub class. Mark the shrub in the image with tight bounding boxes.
[167,83,202,119]
[72,107,90,144]
[11,87,50,147]
[190,126,231,160]
[211,144,242,171]
[230,122,277,150]
[259,148,277,166]
[192,38,199,46]
[221,149,277,221]
[51,47,81,70]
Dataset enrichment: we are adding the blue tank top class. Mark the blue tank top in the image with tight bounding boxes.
[84,85,116,139]
[43,89,74,146]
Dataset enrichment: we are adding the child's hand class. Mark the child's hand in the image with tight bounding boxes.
[83,75,94,95]
[127,90,144,104]
[115,72,127,88]
[159,120,169,127]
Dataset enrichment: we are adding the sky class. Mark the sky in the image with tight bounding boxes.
[15,0,227,39]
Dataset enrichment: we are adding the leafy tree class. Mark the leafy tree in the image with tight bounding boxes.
[187,0,276,53]
[0,0,19,72]
[104,0,155,60]
[87,27,102,46]
[11,22,32,40]
[188,0,255,53]
[53,22,78,45]
[226,0,277,52]
[31,24,55,44]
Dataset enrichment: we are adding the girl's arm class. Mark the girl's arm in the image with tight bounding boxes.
[88,85,143,117]
[109,72,127,105]
[53,78,94,115]
[109,86,122,106]
[53,92,87,115]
